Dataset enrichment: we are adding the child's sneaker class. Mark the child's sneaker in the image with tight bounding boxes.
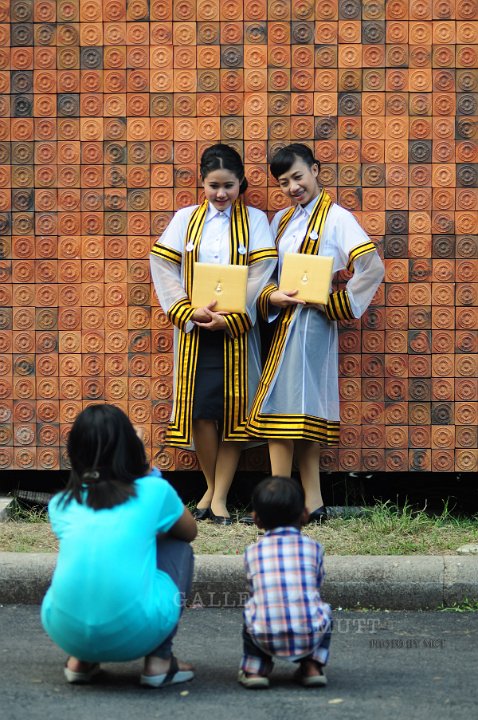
[237,670,270,689]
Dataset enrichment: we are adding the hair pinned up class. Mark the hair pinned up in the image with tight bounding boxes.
[200,143,248,194]
[270,143,321,180]
[81,470,101,484]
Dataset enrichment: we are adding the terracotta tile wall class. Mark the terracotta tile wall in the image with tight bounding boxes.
[0,0,476,473]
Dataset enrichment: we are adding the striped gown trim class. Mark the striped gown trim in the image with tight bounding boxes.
[249,247,278,265]
[150,242,182,266]
[166,201,208,445]
[223,198,251,439]
[246,412,340,444]
[258,282,278,320]
[325,289,354,322]
[167,297,195,331]
[346,241,377,272]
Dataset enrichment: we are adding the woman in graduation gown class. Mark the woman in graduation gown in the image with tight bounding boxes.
[150,144,277,524]
[247,143,384,522]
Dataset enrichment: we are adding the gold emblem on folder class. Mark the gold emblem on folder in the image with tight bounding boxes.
[279,253,334,304]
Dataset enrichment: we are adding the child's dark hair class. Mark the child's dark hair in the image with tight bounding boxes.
[252,476,305,530]
[270,143,321,180]
[200,143,248,194]
[61,404,149,511]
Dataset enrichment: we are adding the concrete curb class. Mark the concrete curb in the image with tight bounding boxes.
[0,498,11,522]
[1,552,477,609]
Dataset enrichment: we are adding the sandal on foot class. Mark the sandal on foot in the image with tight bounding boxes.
[294,663,327,688]
[64,659,101,684]
[237,670,270,689]
[140,655,194,688]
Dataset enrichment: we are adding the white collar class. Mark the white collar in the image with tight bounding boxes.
[293,195,321,218]
[206,203,232,222]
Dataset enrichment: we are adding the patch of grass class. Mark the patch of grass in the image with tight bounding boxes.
[6,497,49,523]
[0,522,57,552]
[439,598,478,612]
[193,500,478,556]
[1,499,477,555]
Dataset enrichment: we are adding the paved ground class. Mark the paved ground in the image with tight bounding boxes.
[1,606,476,720]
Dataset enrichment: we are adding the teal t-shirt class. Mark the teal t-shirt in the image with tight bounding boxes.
[41,468,185,662]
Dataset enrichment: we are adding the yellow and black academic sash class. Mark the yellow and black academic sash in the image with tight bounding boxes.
[166,198,251,446]
[247,190,340,444]
[223,199,251,439]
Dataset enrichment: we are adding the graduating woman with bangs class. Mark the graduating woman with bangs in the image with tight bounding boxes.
[150,144,277,524]
[247,143,384,523]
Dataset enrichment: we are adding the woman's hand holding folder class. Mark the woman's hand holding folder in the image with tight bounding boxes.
[269,289,306,308]
[192,300,228,331]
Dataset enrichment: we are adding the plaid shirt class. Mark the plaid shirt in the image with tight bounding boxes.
[243,527,331,662]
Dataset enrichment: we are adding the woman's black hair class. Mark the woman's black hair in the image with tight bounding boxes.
[270,143,321,180]
[252,476,305,530]
[200,143,248,194]
[60,404,149,511]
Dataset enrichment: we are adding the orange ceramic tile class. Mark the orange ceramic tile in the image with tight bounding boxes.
[243,93,267,117]
[456,425,478,449]
[456,283,478,308]
[313,70,337,95]
[244,140,267,164]
[456,378,478,403]
[0,1,471,472]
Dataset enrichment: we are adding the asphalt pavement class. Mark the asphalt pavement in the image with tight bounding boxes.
[1,606,476,720]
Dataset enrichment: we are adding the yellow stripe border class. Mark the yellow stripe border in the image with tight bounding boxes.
[247,412,340,445]
[347,241,377,272]
[167,297,195,332]
[258,282,278,320]
[249,247,278,266]
[325,290,354,321]
[151,242,182,266]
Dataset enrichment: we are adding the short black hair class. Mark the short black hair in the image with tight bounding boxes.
[200,143,248,194]
[252,476,305,530]
[270,143,320,180]
[61,404,149,511]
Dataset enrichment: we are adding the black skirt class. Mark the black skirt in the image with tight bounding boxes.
[192,329,225,421]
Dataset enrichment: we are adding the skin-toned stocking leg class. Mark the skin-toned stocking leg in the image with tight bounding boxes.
[210,442,243,518]
[268,438,294,477]
[192,419,219,508]
[295,440,324,511]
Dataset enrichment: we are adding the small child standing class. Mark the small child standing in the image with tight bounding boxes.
[239,476,332,689]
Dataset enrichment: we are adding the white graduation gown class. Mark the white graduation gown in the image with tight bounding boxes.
[247,198,384,444]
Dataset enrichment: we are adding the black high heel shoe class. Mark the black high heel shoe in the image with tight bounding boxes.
[210,511,232,526]
[192,507,212,521]
[307,506,328,524]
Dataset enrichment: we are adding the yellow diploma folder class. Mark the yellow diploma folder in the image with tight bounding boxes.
[279,253,334,304]
[191,262,248,313]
